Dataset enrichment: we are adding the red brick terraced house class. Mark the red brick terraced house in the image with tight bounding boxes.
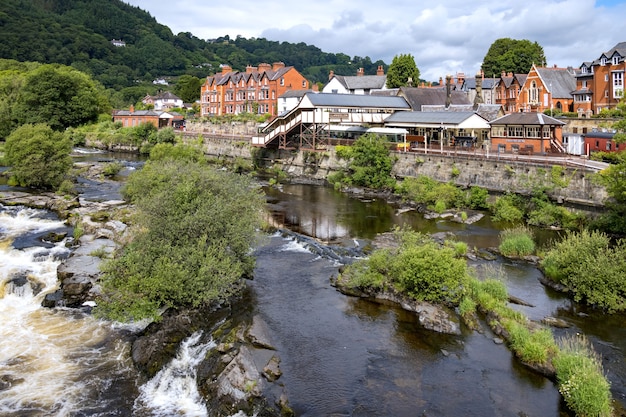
[574,42,626,116]
[489,112,566,155]
[495,71,527,114]
[200,62,310,117]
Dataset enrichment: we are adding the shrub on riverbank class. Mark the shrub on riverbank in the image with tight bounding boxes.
[554,334,613,417]
[541,230,626,312]
[96,159,265,322]
[327,133,396,189]
[499,226,536,257]
[337,228,470,305]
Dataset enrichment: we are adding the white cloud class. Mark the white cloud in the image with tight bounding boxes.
[123,0,626,82]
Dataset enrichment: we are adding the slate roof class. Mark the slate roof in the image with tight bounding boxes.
[490,112,565,126]
[535,67,577,99]
[421,104,503,121]
[384,111,484,125]
[598,41,626,61]
[302,92,410,109]
[397,87,471,110]
[112,110,183,118]
[204,65,298,87]
[462,77,499,90]
[279,89,314,99]
[343,75,387,90]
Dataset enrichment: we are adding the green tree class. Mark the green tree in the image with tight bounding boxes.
[173,74,202,103]
[4,123,73,189]
[14,64,107,131]
[386,54,420,88]
[481,38,546,77]
[96,159,265,322]
[348,133,396,189]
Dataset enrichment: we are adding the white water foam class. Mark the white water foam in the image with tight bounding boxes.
[0,205,133,416]
[134,331,216,417]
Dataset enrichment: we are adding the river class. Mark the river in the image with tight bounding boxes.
[0,152,624,416]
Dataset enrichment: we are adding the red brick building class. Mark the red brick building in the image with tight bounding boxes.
[200,62,310,117]
[112,105,184,129]
[518,65,576,114]
[489,112,566,154]
[574,42,626,115]
[495,72,527,113]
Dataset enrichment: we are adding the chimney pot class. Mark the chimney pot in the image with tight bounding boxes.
[377,65,384,76]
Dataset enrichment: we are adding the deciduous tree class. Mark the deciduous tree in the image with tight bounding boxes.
[4,123,73,189]
[386,54,420,88]
[481,38,546,77]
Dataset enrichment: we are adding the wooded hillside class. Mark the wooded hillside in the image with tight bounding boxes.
[0,0,387,90]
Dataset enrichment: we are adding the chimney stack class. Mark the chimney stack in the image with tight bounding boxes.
[329,70,335,81]
[221,64,232,75]
[445,75,452,108]
[357,68,364,76]
[377,65,384,76]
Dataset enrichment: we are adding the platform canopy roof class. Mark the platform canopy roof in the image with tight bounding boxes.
[383,111,490,130]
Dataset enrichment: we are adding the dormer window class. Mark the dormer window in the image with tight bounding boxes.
[601,57,607,66]
[613,56,620,65]
[581,66,588,74]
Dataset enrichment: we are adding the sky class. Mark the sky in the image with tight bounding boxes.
[122,0,626,82]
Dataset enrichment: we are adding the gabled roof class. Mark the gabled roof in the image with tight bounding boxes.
[343,75,387,90]
[154,91,181,101]
[501,74,527,88]
[384,111,490,129]
[327,74,387,91]
[204,65,300,87]
[398,87,471,110]
[535,67,577,99]
[279,89,315,99]
[300,92,410,110]
[490,112,565,126]
[462,77,499,90]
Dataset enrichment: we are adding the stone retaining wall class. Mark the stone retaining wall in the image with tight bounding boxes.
[189,137,608,208]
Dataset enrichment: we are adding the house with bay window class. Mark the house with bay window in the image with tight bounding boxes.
[574,42,626,115]
[200,62,310,117]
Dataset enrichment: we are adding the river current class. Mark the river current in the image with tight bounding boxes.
[0,151,624,416]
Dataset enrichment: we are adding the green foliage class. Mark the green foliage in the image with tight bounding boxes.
[593,159,626,235]
[341,133,396,189]
[491,194,524,223]
[96,160,265,322]
[13,64,107,131]
[554,334,613,417]
[541,230,626,312]
[338,229,469,305]
[499,226,536,257]
[451,164,460,178]
[481,38,546,77]
[503,320,556,365]
[150,143,206,164]
[4,123,72,189]
[386,54,420,88]
[466,186,489,210]
[527,199,584,230]
[102,161,124,177]
[334,145,353,160]
[396,176,464,209]
[0,2,387,91]
[173,74,202,103]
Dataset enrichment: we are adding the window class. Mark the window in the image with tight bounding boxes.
[601,57,607,66]
[492,126,505,136]
[613,56,620,65]
[529,81,538,103]
[302,80,307,88]
[542,126,551,138]
[498,144,506,153]
[581,66,588,74]
[605,74,609,82]
[606,141,612,151]
[613,72,624,98]
[582,80,587,89]
[511,144,520,153]
[280,78,285,86]
[526,126,540,137]
[507,126,523,137]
